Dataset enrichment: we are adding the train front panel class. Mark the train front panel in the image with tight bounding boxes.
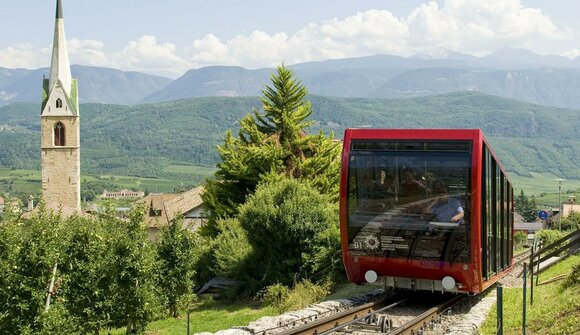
[340,129,484,293]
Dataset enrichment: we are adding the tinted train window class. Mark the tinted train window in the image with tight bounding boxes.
[347,140,472,263]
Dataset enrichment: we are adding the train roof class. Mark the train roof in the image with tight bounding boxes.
[343,128,512,186]
[344,128,482,139]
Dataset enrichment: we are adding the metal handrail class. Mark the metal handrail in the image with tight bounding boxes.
[529,229,579,273]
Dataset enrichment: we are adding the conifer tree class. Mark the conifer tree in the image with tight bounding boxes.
[202,64,340,234]
[515,189,540,222]
[515,189,529,214]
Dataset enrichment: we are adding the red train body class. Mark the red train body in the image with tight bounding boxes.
[340,129,514,294]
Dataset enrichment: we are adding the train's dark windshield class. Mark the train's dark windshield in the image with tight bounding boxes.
[347,140,472,263]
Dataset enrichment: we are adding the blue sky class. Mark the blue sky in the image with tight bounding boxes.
[2,0,580,77]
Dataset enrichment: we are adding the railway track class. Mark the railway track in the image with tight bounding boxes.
[513,249,532,266]
[272,293,466,335]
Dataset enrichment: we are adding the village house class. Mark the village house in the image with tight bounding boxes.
[139,186,206,238]
[99,189,145,200]
[563,195,579,218]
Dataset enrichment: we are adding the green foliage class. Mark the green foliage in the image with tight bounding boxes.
[157,218,197,317]
[561,211,580,231]
[188,231,218,289]
[514,231,528,249]
[515,189,540,222]
[107,205,160,334]
[80,179,115,201]
[0,202,63,334]
[0,203,167,334]
[260,280,330,314]
[1,91,579,184]
[536,229,565,248]
[237,178,340,288]
[36,303,81,335]
[212,218,253,281]
[259,284,289,313]
[202,65,340,234]
[59,214,116,333]
[562,263,580,289]
[481,255,580,335]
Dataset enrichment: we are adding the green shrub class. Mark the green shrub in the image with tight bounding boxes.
[37,303,81,335]
[260,284,290,313]
[238,177,340,289]
[260,280,330,314]
[536,229,565,248]
[514,231,527,248]
[561,211,580,231]
[282,280,331,312]
[190,232,217,288]
[212,218,252,281]
[562,263,580,289]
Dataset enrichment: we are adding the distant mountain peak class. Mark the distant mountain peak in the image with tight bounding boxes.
[484,47,541,59]
[412,49,461,59]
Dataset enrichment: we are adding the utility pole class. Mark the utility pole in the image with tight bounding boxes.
[555,178,565,231]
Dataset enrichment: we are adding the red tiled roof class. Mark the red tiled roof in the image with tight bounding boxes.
[139,186,205,227]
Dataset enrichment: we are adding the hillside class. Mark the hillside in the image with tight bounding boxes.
[0,92,577,181]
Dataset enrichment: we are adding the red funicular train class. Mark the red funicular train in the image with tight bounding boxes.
[340,129,514,294]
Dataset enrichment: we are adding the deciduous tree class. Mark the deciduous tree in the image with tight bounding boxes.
[157,218,197,318]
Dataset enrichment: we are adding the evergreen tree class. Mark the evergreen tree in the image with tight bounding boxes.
[524,195,539,222]
[202,64,340,235]
[515,189,529,214]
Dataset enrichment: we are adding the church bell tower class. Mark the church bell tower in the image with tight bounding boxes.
[41,0,81,213]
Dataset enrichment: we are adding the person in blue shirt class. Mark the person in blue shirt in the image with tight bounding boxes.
[424,185,464,223]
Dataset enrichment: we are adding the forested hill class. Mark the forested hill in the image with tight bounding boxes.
[0,91,577,180]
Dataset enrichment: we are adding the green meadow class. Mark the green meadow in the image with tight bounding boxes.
[1,167,577,205]
[0,165,216,202]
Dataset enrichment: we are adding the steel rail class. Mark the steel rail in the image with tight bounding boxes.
[275,296,407,335]
[387,295,465,335]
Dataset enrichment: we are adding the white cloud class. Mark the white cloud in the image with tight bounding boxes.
[562,49,580,59]
[68,38,112,67]
[0,44,49,69]
[0,0,574,76]
[189,34,232,66]
[113,35,188,77]
[438,0,570,54]
[181,0,571,69]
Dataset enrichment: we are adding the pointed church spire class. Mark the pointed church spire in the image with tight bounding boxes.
[49,0,72,97]
[56,0,63,19]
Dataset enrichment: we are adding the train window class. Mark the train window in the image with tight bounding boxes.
[346,140,471,263]
[481,146,489,279]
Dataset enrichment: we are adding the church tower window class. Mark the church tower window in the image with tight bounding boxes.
[54,122,65,146]
[56,98,63,108]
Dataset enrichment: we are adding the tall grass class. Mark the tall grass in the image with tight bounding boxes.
[481,255,580,335]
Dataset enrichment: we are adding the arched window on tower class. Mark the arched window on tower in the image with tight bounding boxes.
[56,98,63,108]
[54,122,65,146]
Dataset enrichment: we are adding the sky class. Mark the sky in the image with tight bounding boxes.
[2,0,580,78]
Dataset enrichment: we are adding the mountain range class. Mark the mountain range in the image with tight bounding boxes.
[0,65,172,105]
[4,48,580,109]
